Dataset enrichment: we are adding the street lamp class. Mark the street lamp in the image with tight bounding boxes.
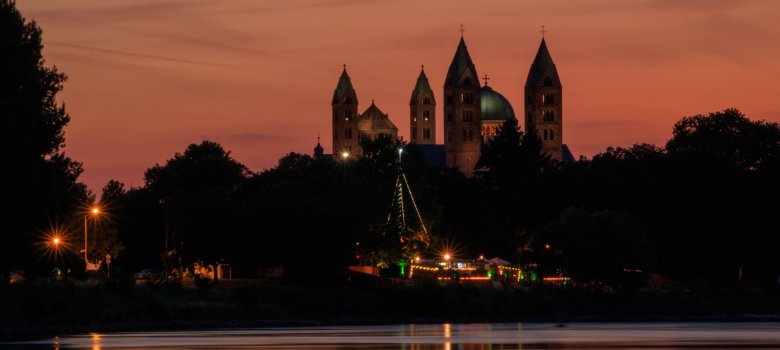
[84,206,101,271]
[341,151,350,160]
[49,235,63,276]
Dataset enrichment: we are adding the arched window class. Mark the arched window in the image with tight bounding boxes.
[345,110,352,121]
[423,97,431,104]
[543,110,555,122]
[543,129,548,140]
[423,110,430,121]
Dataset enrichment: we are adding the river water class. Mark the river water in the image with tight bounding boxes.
[6,322,780,349]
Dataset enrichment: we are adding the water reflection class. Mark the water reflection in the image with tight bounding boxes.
[6,322,780,349]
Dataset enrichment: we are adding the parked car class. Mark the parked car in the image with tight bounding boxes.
[134,268,163,282]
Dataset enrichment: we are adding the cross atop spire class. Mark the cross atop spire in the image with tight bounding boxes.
[421,64,425,71]
[343,63,347,70]
[540,25,547,38]
[482,74,490,86]
[459,24,465,37]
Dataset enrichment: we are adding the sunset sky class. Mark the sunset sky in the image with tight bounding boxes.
[17,0,780,191]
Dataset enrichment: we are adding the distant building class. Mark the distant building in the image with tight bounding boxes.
[325,33,573,173]
[331,67,398,157]
[524,38,564,162]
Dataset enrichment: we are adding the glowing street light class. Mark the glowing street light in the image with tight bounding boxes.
[53,237,61,246]
[84,205,101,271]
[341,151,350,160]
[444,253,451,261]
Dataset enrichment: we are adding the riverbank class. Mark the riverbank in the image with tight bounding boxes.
[3,279,780,340]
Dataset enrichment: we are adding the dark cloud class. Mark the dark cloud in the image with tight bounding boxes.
[229,132,282,143]
[47,41,234,68]
[568,119,661,129]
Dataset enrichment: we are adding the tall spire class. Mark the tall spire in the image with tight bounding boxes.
[410,66,434,105]
[445,36,478,86]
[313,132,324,159]
[525,38,561,88]
[332,65,358,105]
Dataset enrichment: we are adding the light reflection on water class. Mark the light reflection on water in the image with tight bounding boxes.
[7,322,780,349]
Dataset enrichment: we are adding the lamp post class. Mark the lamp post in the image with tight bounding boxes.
[84,206,100,271]
[52,236,61,275]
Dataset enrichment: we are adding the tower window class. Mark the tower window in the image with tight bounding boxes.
[543,110,555,122]
[412,115,417,123]
[462,110,473,122]
[423,110,430,121]
[344,110,352,121]
[423,97,431,104]
[543,94,555,105]
[460,93,474,104]
[447,113,454,122]
[463,77,473,86]
[543,129,548,140]
[544,77,552,87]
[462,129,467,141]
[550,129,555,140]
[345,128,353,139]
[423,128,431,139]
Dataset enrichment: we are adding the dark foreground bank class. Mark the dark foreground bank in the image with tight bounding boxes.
[3,279,780,339]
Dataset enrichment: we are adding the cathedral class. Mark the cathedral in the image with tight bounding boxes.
[325,33,574,176]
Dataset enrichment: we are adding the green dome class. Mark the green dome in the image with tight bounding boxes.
[480,85,516,121]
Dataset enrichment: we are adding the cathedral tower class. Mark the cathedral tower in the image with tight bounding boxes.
[409,66,436,145]
[444,37,481,176]
[332,66,360,156]
[524,38,563,161]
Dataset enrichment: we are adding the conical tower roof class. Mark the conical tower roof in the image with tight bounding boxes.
[525,38,561,88]
[409,67,435,105]
[445,37,478,86]
[332,66,358,105]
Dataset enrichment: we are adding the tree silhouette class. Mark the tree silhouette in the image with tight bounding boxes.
[0,0,87,283]
[144,141,250,269]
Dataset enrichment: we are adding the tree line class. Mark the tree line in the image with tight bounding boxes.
[3,0,779,287]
